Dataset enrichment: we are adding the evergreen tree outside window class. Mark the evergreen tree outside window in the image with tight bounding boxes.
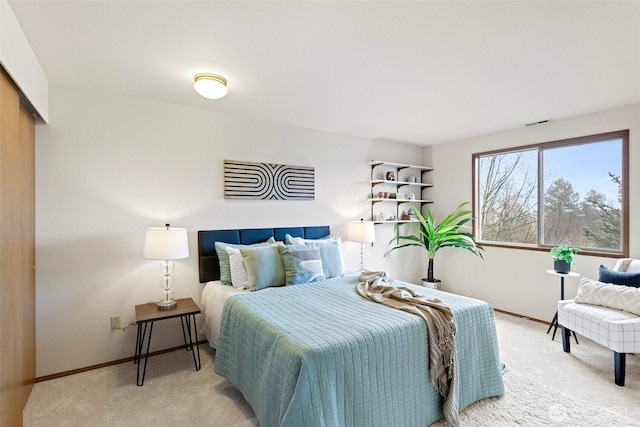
[473,130,628,256]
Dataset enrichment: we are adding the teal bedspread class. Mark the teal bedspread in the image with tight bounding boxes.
[214,276,504,427]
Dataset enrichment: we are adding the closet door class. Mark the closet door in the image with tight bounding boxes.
[20,104,36,406]
[0,69,36,426]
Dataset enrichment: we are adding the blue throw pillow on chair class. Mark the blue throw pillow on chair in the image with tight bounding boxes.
[598,265,640,288]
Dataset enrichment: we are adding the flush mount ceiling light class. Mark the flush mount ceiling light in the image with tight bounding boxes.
[194,73,228,99]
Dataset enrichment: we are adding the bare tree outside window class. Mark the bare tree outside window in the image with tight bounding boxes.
[473,131,628,256]
[478,150,537,244]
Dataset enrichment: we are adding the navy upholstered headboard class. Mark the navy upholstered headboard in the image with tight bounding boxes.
[197,226,331,283]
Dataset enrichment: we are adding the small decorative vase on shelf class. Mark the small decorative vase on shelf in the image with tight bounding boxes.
[553,260,571,274]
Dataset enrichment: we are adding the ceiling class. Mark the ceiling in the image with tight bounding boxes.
[8,0,640,145]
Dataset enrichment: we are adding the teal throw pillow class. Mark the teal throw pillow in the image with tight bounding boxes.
[240,244,286,291]
[214,237,276,285]
[317,237,344,278]
[279,244,325,285]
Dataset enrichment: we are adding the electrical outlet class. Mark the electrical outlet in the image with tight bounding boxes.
[110,315,121,330]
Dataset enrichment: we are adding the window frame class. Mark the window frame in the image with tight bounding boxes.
[472,130,629,258]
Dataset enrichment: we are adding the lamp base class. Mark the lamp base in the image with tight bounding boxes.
[156,300,177,310]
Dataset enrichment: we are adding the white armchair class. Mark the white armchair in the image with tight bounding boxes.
[558,258,640,386]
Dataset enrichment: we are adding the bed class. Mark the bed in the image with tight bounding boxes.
[198,226,504,427]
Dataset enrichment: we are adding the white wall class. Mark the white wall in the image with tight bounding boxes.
[0,0,48,121]
[34,84,427,377]
[36,86,638,377]
[431,104,640,322]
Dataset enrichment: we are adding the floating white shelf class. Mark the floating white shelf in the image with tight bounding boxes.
[369,161,434,227]
[373,220,422,224]
[370,179,433,187]
[369,198,433,203]
[369,160,433,172]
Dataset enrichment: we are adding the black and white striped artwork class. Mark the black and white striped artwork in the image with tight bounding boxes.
[224,160,315,200]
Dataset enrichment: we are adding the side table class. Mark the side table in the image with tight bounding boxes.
[546,270,579,343]
[134,297,201,386]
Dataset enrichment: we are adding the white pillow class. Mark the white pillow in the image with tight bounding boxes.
[226,247,249,290]
[289,236,305,245]
[574,278,640,316]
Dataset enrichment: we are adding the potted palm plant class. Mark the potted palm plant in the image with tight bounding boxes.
[550,244,579,273]
[385,202,484,288]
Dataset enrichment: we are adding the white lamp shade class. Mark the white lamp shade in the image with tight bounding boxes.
[194,73,228,99]
[348,221,376,244]
[143,227,189,260]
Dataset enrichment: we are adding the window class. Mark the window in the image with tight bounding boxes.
[473,130,628,256]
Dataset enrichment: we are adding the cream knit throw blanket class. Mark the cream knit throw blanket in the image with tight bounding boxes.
[357,271,459,427]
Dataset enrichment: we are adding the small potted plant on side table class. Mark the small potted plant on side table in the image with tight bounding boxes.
[550,244,579,273]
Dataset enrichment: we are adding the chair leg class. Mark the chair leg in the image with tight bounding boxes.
[614,352,626,386]
[561,327,571,353]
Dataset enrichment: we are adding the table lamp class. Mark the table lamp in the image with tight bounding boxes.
[348,219,375,271]
[143,224,189,310]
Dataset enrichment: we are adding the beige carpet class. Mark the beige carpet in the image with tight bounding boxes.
[431,370,639,427]
[24,312,640,426]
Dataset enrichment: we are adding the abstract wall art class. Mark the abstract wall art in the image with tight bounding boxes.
[224,160,315,200]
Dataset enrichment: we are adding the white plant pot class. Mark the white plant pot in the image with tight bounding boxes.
[422,279,442,290]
